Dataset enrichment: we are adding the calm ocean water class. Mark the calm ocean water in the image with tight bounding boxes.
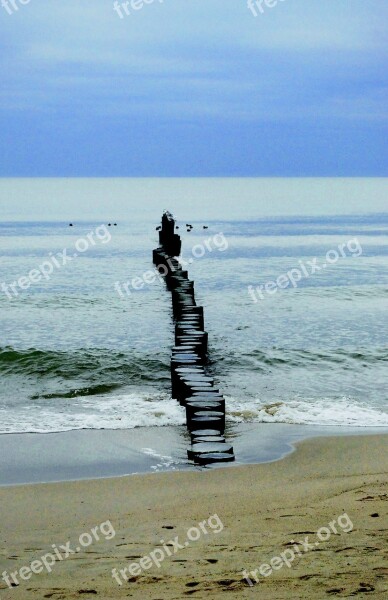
[0,178,387,433]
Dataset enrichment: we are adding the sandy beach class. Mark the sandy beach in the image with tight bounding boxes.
[0,433,387,599]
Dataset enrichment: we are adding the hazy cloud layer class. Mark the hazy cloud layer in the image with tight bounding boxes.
[0,0,387,175]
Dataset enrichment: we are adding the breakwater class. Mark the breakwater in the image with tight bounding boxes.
[153,212,235,465]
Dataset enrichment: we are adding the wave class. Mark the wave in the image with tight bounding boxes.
[1,347,387,433]
[0,346,170,392]
[30,384,122,400]
[216,347,388,373]
[227,396,388,427]
[0,392,386,434]
[0,392,185,434]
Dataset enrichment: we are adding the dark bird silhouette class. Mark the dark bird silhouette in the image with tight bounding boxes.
[156,226,161,231]
[186,224,193,228]
[175,226,179,229]
[108,223,112,226]
[69,223,73,227]
[203,225,208,229]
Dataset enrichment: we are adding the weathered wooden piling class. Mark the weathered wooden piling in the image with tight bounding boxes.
[153,211,235,465]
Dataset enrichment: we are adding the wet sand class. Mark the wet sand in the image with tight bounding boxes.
[1,423,386,485]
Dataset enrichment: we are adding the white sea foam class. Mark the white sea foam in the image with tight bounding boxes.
[142,447,180,471]
[0,392,185,434]
[227,396,388,427]
[1,393,387,434]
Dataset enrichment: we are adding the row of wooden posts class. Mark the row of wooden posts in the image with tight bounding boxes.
[153,212,235,465]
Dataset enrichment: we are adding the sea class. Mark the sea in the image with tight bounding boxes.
[0,178,387,435]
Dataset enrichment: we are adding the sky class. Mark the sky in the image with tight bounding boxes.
[0,0,387,176]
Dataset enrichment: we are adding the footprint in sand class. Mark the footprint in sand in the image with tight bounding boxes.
[217,579,239,586]
[355,583,375,593]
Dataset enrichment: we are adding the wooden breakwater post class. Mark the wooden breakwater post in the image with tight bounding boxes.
[153,211,235,465]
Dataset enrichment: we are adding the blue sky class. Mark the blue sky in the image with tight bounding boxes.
[0,0,387,176]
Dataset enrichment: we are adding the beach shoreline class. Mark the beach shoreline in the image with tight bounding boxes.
[0,433,387,599]
[1,423,388,486]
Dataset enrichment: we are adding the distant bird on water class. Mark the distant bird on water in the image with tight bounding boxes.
[203,225,208,229]
[69,223,73,227]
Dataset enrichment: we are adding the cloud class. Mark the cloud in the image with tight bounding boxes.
[0,0,387,174]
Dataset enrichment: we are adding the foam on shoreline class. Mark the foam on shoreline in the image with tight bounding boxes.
[1,393,387,434]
